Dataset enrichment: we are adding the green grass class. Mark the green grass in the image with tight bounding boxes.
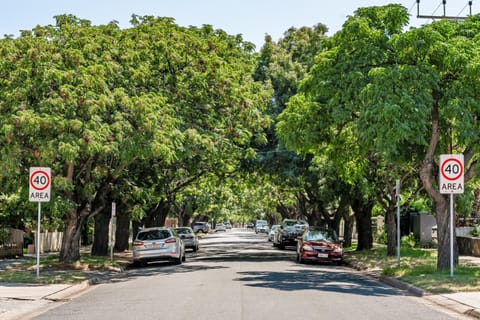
[344,245,480,293]
[0,253,129,284]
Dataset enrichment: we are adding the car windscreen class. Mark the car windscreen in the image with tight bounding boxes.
[283,220,297,227]
[175,228,192,235]
[304,230,337,243]
[137,229,171,241]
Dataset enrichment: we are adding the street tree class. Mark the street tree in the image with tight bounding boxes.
[0,15,271,261]
[277,5,480,269]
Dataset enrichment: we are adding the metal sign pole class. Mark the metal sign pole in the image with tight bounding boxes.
[29,167,51,278]
[450,193,454,278]
[110,203,116,262]
[396,179,401,267]
[439,154,464,277]
[36,202,41,278]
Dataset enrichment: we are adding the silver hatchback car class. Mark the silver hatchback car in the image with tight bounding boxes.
[174,227,199,252]
[132,227,185,266]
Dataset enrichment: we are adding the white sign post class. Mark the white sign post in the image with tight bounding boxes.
[109,202,116,262]
[396,179,401,267]
[439,154,464,277]
[29,167,51,277]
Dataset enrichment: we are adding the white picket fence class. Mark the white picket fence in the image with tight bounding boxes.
[31,231,63,253]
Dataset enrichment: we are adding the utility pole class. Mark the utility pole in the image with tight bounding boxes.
[416,0,473,21]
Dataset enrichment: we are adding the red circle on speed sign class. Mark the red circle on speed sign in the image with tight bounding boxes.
[30,170,51,191]
[441,158,463,181]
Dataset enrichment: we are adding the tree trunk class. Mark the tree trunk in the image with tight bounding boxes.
[352,197,373,251]
[59,207,83,263]
[132,220,142,244]
[115,207,130,251]
[333,194,350,244]
[91,210,110,256]
[386,203,396,256]
[175,199,194,227]
[343,213,354,248]
[143,200,170,227]
[419,97,458,270]
[435,196,458,269]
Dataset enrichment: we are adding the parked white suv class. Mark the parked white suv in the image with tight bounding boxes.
[192,222,210,233]
[255,220,269,234]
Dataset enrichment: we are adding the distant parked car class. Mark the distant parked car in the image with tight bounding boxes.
[246,222,254,230]
[255,220,269,234]
[215,223,227,232]
[274,219,309,249]
[225,222,232,229]
[268,225,280,242]
[296,227,343,265]
[174,227,199,252]
[132,227,185,266]
[192,222,211,233]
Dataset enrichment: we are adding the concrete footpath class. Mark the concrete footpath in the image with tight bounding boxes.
[0,255,479,319]
[0,280,92,320]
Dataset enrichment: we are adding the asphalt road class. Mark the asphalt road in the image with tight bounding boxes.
[31,229,472,320]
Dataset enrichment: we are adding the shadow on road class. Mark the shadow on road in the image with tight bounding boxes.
[233,268,403,297]
[108,262,229,284]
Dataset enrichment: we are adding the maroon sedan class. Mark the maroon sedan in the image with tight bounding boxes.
[296,228,343,265]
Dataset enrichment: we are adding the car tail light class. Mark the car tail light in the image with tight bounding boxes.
[165,238,177,244]
[133,241,144,247]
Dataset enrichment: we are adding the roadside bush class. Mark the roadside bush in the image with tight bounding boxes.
[0,227,11,244]
[471,226,480,237]
[375,230,387,244]
[0,228,11,244]
[401,233,417,248]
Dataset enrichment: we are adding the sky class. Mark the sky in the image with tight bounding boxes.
[0,1,477,50]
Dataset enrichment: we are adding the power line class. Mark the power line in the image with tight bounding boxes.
[408,1,418,14]
[457,2,471,17]
[416,0,473,21]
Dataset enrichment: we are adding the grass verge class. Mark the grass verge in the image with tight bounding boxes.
[344,245,480,294]
[0,252,130,284]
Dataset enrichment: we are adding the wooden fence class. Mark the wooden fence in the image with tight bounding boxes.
[31,231,63,253]
[0,229,24,258]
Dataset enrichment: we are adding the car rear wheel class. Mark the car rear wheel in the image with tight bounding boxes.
[296,254,303,264]
[175,254,183,265]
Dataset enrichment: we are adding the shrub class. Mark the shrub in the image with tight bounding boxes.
[375,229,387,244]
[471,226,480,237]
[0,228,11,244]
[401,233,417,248]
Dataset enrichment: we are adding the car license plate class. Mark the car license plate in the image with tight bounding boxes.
[146,243,163,248]
[318,253,329,258]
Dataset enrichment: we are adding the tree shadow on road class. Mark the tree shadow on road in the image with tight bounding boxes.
[102,262,228,285]
[233,267,405,297]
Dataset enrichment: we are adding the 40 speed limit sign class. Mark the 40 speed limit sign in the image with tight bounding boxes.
[439,154,464,194]
[29,167,51,202]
